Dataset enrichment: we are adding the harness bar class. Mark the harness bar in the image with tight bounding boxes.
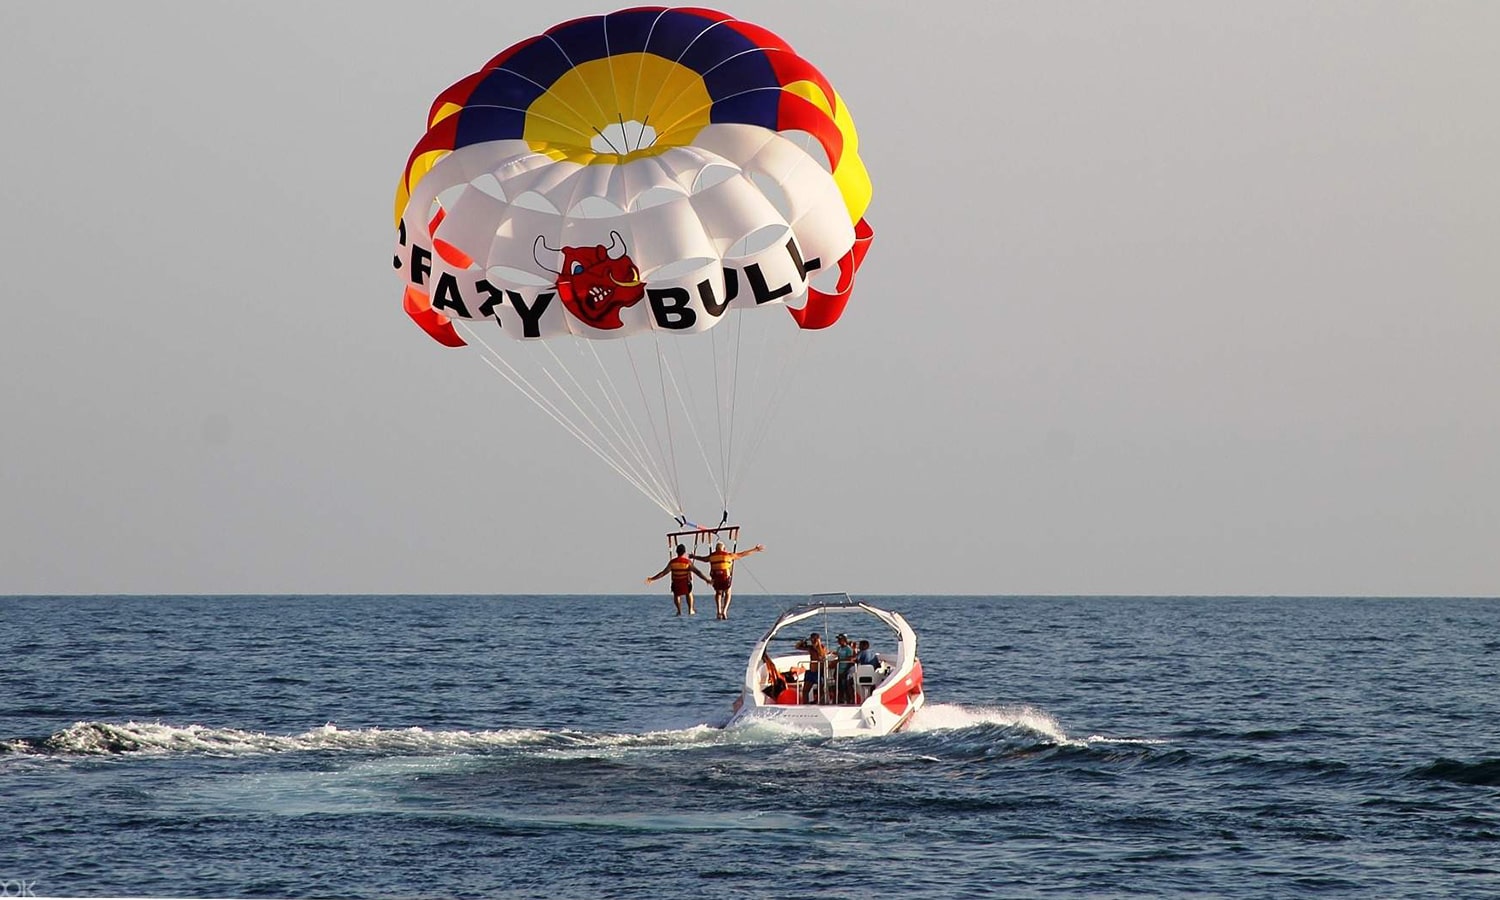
[666,525,740,550]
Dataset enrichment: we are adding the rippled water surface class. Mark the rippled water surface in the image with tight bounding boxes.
[3,594,1498,898]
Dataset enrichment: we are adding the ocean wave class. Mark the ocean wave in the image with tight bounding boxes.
[1409,757,1500,787]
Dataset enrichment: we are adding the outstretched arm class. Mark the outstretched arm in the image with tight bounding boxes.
[735,544,766,559]
[693,565,711,583]
[645,563,670,584]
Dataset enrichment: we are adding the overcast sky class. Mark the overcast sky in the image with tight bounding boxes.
[2,2,1496,597]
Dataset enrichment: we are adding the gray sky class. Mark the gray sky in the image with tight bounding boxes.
[2,2,1496,597]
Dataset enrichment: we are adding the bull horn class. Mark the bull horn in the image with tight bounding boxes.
[533,235,560,274]
[606,230,625,259]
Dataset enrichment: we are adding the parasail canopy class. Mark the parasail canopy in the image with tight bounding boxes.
[391,7,873,522]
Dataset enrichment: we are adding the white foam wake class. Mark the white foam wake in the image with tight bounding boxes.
[3,714,1165,758]
[905,703,1069,740]
[905,703,1165,748]
[6,719,751,758]
[30,721,562,756]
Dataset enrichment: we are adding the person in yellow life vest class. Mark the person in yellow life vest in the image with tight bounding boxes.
[691,542,765,620]
[645,544,710,616]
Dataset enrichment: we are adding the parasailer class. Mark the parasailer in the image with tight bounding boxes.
[645,543,710,616]
[391,7,873,547]
[691,541,764,620]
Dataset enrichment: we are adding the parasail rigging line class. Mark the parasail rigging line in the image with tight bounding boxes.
[460,322,679,516]
[502,328,668,507]
[580,337,678,510]
[544,336,679,511]
[727,325,814,504]
[711,308,729,505]
[723,313,774,503]
[625,336,684,518]
[471,335,674,515]
[476,354,676,516]
[652,328,686,515]
[666,323,729,513]
[660,341,728,516]
[724,303,748,509]
[533,351,673,512]
[740,563,772,595]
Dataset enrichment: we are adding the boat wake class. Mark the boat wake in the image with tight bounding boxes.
[905,702,1071,740]
[1,705,1162,761]
[0,720,721,758]
[905,702,1166,749]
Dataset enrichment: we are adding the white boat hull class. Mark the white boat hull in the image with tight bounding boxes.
[727,679,924,737]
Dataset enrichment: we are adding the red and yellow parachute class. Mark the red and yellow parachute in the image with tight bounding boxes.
[391,7,873,521]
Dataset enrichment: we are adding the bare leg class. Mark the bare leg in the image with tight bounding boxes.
[673,594,682,616]
[722,589,732,620]
[686,593,696,615]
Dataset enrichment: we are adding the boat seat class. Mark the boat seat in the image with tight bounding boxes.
[851,665,878,702]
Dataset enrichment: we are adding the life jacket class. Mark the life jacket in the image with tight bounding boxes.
[668,555,694,591]
[708,549,734,576]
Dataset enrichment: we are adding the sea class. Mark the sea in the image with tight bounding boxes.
[2,594,1498,899]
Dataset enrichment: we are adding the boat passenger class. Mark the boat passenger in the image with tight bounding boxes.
[644,544,710,616]
[846,639,884,699]
[833,633,857,703]
[690,541,764,620]
[762,652,790,700]
[794,632,828,703]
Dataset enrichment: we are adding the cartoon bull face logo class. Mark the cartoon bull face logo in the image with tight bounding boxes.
[533,231,646,330]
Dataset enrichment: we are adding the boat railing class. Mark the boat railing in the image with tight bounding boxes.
[764,657,893,706]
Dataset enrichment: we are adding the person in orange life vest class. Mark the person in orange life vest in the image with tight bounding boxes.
[690,542,765,620]
[645,544,710,616]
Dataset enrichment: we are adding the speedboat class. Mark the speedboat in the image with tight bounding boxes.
[726,593,924,737]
